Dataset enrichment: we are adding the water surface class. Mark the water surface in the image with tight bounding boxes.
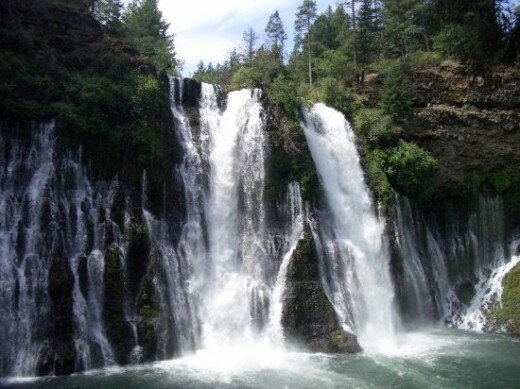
[4,329,519,389]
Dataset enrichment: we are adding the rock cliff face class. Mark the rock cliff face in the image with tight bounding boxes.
[358,63,520,188]
[282,223,361,354]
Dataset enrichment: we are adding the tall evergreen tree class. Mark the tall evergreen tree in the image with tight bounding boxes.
[122,0,176,73]
[382,0,422,58]
[94,0,123,29]
[265,11,287,62]
[242,28,258,63]
[295,0,318,85]
[343,0,363,83]
[430,0,505,74]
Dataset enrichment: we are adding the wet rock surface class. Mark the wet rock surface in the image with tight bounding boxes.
[282,223,361,354]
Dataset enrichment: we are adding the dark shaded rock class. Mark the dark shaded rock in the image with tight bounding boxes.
[282,223,361,354]
[37,256,76,375]
[110,186,126,231]
[126,220,152,302]
[77,255,89,298]
[103,244,134,365]
[180,78,202,108]
[457,280,476,305]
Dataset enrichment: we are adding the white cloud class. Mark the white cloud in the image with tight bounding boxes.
[158,0,333,75]
[158,0,297,75]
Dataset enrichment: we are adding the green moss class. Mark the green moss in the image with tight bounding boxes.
[456,281,476,305]
[104,245,123,299]
[487,170,512,193]
[137,272,158,361]
[493,264,520,335]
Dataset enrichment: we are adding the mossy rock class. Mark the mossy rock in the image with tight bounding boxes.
[126,221,152,301]
[264,101,321,207]
[456,281,476,305]
[282,224,361,353]
[136,272,159,361]
[184,106,201,137]
[110,187,126,231]
[103,244,134,364]
[493,263,520,335]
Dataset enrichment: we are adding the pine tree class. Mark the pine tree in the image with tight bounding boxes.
[242,28,258,63]
[295,0,318,85]
[430,0,505,75]
[122,0,176,73]
[357,0,380,74]
[343,0,362,83]
[380,64,412,118]
[265,11,287,62]
[94,0,123,29]
[382,0,422,58]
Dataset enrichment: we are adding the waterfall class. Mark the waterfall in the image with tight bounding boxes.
[0,78,311,378]
[0,123,55,375]
[0,123,126,375]
[302,103,398,352]
[454,241,519,331]
[393,194,517,332]
[197,84,273,347]
[170,79,305,353]
[3,74,519,382]
[392,198,450,322]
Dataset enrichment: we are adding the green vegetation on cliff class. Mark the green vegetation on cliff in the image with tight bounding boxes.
[0,0,178,189]
[493,263,520,335]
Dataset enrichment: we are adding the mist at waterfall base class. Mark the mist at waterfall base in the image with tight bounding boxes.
[1,79,519,388]
[5,330,520,388]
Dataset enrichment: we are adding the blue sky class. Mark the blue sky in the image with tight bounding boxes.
[158,0,333,75]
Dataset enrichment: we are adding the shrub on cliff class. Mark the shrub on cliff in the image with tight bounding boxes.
[433,24,472,61]
[384,141,437,197]
[265,76,301,117]
[353,108,398,149]
[228,66,263,90]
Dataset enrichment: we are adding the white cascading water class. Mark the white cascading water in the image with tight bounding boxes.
[454,241,519,331]
[0,124,55,375]
[169,78,305,358]
[0,123,125,375]
[394,194,517,332]
[302,103,398,352]
[392,198,450,321]
[202,86,269,347]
